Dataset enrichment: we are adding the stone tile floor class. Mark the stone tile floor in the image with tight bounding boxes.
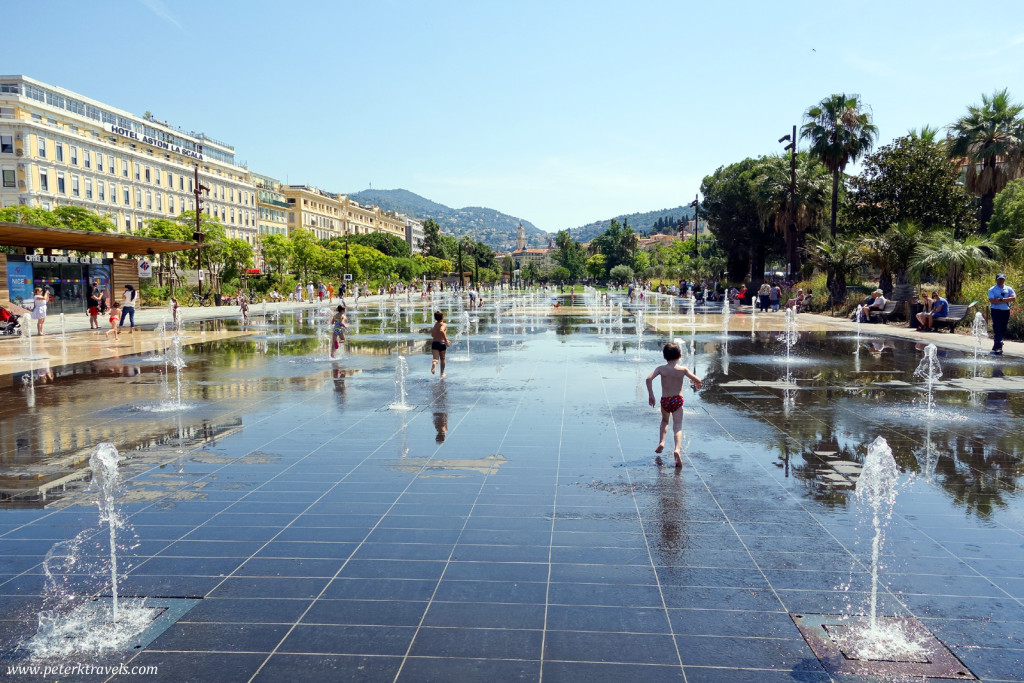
[0,298,1021,682]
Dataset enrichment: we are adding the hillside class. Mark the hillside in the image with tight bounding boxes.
[566,205,694,243]
[348,189,548,251]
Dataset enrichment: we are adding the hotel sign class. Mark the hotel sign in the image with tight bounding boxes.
[18,255,105,264]
[105,123,204,161]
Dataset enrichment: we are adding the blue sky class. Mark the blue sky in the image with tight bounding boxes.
[8,0,1024,233]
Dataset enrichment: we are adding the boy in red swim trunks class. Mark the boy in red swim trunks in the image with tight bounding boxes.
[646,342,702,467]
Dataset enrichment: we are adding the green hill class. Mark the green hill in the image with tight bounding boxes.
[347,189,547,251]
[566,206,694,243]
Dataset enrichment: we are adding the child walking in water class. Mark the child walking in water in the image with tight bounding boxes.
[330,304,348,359]
[646,342,702,467]
[430,310,451,378]
[105,302,122,342]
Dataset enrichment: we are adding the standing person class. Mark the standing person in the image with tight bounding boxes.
[88,283,104,329]
[430,310,451,378]
[770,282,781,312]
[645,342,702,468]
[306,282,314,303]
[119,285,138,334]
[758,282,771,313]
[989,273,1017,355]
[330,304,348,359]
[32,287,48,335]
[239,293,250,324]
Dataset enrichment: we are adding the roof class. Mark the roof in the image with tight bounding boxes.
[0,221,199,255]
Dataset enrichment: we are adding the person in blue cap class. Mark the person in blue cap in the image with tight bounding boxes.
[988,273,1016,355]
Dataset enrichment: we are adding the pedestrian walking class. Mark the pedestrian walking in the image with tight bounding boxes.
[989,273,1017,355]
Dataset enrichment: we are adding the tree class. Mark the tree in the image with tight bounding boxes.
[700,158,767,282]
[803,236,864,307]
[259,233,293,288]
[752,153,831,276]
[52,206,115,233]
[989,178,1024,261]
[910,230,999,301]
[800,93,878,237]
[289,227,319,283]
[551,266,571,283]
[142,218,190,293]
[554,230,586,281]
[522,261,541,284]
[609,264,635,285]
[859,221,922,297]
[947,89,1024,230]
[421,218,446,259]
[585,254,607,280]
[346,231,410,258]
[848,135,976,237]
[220,237,255,285]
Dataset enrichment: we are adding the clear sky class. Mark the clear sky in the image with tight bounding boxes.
[8,0,1024,233]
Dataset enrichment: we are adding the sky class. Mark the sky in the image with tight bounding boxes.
[7,0,1024,233]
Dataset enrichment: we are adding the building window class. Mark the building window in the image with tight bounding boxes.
[137,218,143,232]
[108,155,115,174]
[56,144,63,162]
[71,175,80,197]
[57,172,65,193]
[37,136,46,158]
[145,167,150,182]
[135,164,140,181]
[146,191,152,209]
[179,175,184,191]
[108,182,115,203]
[1,169,14,188]
[98,182,104,201]
[70,146,78,165]
[123,188,129,204]
[85,179,92,199]
[155,169,161,186]
[135,189,142,208]
[39,170,48,191]
[83,150,91,169]
[169,196,175,213]
[156,194,162,211]
[122,159,129,177]
[96,154,103,172]
[0,135,12,154]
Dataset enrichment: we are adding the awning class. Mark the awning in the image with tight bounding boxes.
[0,221,199,255]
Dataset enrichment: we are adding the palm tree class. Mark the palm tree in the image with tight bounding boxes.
[910,230,999,301]
[800,94,879,237]
[947,89,1024,230]
[908,125,942,144]
[859,221,922,297]
[753,153,831,275]
[803,236,864,308]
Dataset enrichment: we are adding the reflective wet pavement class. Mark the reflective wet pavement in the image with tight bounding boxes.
[0,294,1022,682]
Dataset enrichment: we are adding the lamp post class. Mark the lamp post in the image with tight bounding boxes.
[192,165,210,297]
[778,125,797,279]
[688,195,700,258]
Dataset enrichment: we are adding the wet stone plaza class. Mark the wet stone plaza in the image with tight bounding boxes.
[0,291,1022,682]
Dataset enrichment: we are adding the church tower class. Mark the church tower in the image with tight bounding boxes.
[516,221,526,251]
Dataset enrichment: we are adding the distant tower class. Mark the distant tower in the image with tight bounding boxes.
[516,221,526,251]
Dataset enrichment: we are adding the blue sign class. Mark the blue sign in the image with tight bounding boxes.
[6,262,34,305]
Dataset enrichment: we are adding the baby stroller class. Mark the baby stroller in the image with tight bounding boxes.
[0,306,20,335]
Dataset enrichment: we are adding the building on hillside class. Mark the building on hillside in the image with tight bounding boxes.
[638,234,679,251]
[405,216,423,254]
[510,247,555,270]
[0,75,258,244]
[283,185,343,240]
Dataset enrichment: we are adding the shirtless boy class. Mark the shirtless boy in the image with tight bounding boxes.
[330,304,348,359]
[646,342,702,467]
[430,310,451,377]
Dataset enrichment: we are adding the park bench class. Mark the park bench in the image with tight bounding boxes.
[932,301,978,332]
[868,300,900,323]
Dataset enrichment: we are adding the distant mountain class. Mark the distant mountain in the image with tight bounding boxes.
[566,206,695,243]
[347,189,548,251]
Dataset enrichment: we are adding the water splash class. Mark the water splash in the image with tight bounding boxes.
[389,355,413,411]
[912,343,942,415]
[972,312,988,375]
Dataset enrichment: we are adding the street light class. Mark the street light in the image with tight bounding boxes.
[192,165,211,297]
[688,194,700,258]
[779,125,797,280]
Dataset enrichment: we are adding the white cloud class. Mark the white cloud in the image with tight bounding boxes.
[139,0,183,30]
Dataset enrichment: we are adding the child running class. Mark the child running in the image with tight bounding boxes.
[646,342,702,467]
[430,310,451,378]
[330,304,348,359]
[105,302,122,342]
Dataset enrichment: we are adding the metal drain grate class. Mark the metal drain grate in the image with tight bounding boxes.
[792,613,976,679]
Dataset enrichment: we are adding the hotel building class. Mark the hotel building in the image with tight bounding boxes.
[0,75,258,244]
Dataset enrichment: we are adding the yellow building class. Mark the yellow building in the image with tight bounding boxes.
[339,196,406,240]
[283,185,343,240]
[0,75,258,245]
